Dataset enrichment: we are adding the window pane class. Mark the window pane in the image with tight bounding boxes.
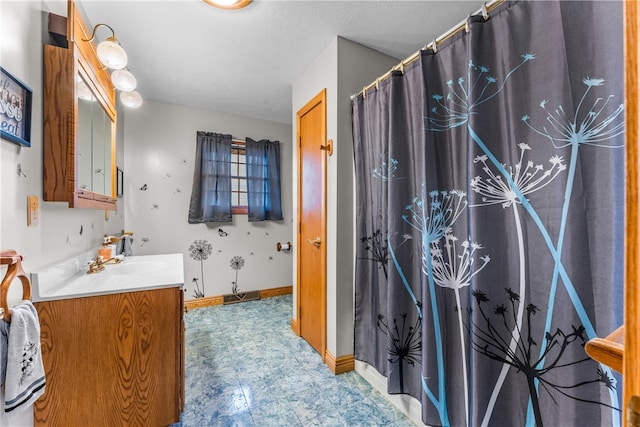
[239,192,247,207]
[239,178,247,192]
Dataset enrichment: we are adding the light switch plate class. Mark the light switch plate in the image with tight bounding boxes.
[27,195,39,226]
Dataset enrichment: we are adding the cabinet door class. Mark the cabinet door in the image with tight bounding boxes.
[34,288,183,426]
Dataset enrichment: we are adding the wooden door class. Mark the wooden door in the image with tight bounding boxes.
[296,89,327,357]
[624,0,639,424]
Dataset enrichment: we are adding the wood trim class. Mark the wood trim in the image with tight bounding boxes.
[259,285,293,299]
[585,325,624,374]
[290,317,300,336]
[324,350,355,375]
[624,0,639,423]
[184,295,224,311]
[43,44,72,202]
[183,285,293,311]
[295,88,328,359]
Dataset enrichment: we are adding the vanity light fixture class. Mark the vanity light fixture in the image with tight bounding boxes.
[85,23,128,70]
[203,0,251,10]
[120,91,143,109]
[84,23,143,108]
[111,69,137,92]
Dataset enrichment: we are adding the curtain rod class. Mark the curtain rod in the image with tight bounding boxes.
[353,0,505,99]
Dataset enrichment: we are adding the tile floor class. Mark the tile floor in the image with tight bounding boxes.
[178,294,415,426]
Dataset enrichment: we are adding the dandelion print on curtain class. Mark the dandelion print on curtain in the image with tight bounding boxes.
[352,2,624,426]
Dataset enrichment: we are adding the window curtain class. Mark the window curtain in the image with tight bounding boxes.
[246,137,283,222]
[188,131,232,223]
[352,2,624,426]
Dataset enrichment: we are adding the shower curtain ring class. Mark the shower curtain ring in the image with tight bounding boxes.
[430,39,438,54]
[481,3,489,20]
[465,15,471,33]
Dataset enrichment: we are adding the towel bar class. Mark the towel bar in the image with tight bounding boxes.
[0,250,32,322]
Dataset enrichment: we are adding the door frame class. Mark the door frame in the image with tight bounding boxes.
[294,89,327,360]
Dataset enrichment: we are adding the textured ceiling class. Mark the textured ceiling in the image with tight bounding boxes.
[77,0,484,124]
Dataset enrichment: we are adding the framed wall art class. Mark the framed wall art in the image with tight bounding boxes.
[0,67,32,147]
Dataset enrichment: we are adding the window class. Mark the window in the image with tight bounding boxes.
[189,132,282,223]
[231,142,248,214]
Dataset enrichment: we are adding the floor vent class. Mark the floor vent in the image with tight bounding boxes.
[222,291,261,305]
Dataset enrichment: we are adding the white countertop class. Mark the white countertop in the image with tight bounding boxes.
[31,253,184,302]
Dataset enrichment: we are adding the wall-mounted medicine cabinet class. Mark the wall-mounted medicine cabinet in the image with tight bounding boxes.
[43,2,116,210]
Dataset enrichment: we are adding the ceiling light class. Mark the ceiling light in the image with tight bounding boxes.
[121,91,143,109]
[111,69,137,92]
[203,0,251,10]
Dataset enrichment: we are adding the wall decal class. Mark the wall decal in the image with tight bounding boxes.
[91,222,95,230]
[66,235,71,245]
[268,256,273,261]
[151,203,159,210]
[191,277,203,299]
[229,255,245,294]
[246,231,251,235]
[173,188,182,195]
[79,184,88,189]
[180,159,187,164]
[79,225,83,236]
[140,237,149,247]
[250,252,254,256]
[163,173,172,179]
[189,239,213,298]
[218,228,228,237]
[264,232,269,236]
[139,184,148,191]
[16,163,26,177]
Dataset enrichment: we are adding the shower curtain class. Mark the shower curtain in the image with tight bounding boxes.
[352,2,624,426]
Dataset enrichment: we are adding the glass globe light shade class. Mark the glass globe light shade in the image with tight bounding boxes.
[111,69,137,92]
[121,90,143,108]
[96,39,128,70]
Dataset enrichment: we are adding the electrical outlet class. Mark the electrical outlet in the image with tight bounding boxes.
[27,195,39,226]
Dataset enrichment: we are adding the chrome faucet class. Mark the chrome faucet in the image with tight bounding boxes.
[86,256,121,274]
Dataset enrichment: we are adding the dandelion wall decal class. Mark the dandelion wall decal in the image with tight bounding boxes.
[189,239,213,298]
[229,255,245,294]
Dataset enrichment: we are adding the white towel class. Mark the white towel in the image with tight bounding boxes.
[1,301,46,415]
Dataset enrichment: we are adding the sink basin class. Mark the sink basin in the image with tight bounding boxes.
[31,253,184,302]
[109,261,166,275]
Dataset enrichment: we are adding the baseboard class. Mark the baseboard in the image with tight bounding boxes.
[184,295,224,311]
[259,285,293,299]
[324,350,355,375]
[290,317,300,336]
[184,285,292,311]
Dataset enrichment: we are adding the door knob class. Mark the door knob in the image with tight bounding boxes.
[307,237,321,247]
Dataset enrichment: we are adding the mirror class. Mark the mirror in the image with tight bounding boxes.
[76,74,113,197]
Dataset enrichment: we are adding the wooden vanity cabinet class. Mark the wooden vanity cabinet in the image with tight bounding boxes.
[33,287,184,426]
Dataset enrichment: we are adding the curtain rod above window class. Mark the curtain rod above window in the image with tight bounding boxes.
[352,0,505,100]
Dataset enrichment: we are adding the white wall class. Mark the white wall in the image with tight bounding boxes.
[123,100,293,299]
[292,37,398,358]
[0,1,124,425]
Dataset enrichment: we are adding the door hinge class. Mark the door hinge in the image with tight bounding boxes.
[298,135,302,148]
[299,221,302,234]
